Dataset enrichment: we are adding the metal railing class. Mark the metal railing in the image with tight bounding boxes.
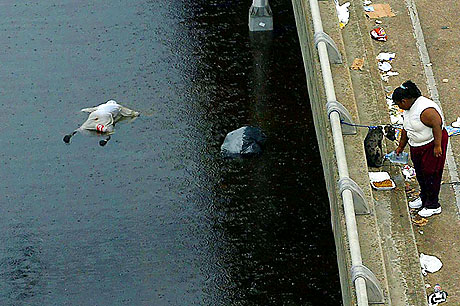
[308,0,369,304]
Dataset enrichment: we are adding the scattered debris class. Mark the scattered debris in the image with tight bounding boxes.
[387,97,404,125]
[381,71,399,82]
[402,165,416,180]
[335,0,351,29]
[378,61,392,72]
[446,125,460,137]
[364,6,374,12]
[376,52,398,81]
[369,172,395,190]
[365,3,396,18]
[412,215,428,227]
[451,117,460,128]
[370,27,388,41]
[377,52,395,61]
[420,253,443,276]
[386,71,399,76]
[405,182,413,192]
[428,284,448,306]
[351,58,365,70]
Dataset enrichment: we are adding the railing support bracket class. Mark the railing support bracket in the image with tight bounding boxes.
[351,265,385,304]
[326,101,357,135]
[314,31,342,64]
[338,177,369,215]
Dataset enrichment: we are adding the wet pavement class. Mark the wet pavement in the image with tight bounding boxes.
[0,1,341,305]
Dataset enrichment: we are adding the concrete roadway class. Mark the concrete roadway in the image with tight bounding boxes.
[369,0,460,304]
[315,0,460,304]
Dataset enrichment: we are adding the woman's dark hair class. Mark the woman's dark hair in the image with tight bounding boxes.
[392,80,422,102]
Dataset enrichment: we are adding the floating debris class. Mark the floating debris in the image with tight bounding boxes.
[221,126,266,158]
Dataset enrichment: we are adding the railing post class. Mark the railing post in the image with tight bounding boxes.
[249,0,273,31]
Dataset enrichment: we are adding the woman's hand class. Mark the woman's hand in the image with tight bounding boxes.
[395,146,404,155]
[434,145,442,157]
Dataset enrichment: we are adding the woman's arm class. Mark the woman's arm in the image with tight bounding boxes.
[420,107,443,157]
[395,128,408,154]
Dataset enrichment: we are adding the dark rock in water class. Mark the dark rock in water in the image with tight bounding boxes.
[221,126,266,158]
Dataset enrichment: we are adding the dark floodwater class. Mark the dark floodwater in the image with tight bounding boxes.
[0,0,341,305]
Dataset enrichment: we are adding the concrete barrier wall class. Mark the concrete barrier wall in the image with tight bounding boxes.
[290,1,353,304]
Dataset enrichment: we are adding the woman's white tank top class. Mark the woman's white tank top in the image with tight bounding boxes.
[403,96,444,147]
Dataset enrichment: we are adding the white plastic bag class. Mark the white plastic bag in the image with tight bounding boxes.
[420,253,442,275]
[334,0,351,28]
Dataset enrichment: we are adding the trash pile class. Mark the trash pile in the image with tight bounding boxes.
[377,52,399,82]
[386,96,404,125]
[365,2,395,44]
[370,27,388,42]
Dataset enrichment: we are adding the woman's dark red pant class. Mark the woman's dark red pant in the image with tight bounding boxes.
[410,129,448,209]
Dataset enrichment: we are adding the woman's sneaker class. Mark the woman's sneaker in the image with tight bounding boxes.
[409,197,422,209]
[418,207,442,217]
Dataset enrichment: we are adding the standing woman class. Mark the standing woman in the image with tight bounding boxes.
[393,80,448,217]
